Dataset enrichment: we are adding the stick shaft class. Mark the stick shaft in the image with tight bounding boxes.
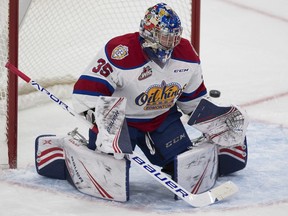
[5,62,98,133]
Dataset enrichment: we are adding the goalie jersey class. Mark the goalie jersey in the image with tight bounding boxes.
[72,32,207,132]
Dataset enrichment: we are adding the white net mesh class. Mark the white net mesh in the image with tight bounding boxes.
[18,0,192,109]
[0,0,193,167]
[0,0,9,167]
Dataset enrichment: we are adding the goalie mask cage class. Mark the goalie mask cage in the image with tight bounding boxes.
[0,0,201,169]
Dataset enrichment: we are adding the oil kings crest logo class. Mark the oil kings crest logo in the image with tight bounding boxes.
[135,81,184,110]
[111,45,129,60]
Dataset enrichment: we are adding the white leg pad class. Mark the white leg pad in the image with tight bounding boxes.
[175,142,218,195]
[62,136,129,202]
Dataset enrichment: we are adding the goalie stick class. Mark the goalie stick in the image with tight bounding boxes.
[5,62,239,208]
[5,63,98,134]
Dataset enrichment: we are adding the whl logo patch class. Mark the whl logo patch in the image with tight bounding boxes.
[138,66,152,80]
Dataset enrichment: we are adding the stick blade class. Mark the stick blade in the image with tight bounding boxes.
[210,181,239,202]
[187,181,238,207]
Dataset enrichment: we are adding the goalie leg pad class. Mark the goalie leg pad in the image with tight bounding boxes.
[35,135,67,180]
[62,136,130,202]
[218,137,248,176]
[174,142,218,195]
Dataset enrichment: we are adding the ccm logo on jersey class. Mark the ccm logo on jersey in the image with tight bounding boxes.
[174,68,189,73]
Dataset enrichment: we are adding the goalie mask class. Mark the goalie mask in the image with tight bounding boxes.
[139,3,183,66]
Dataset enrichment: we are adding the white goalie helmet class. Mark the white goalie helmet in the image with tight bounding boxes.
[139,3,183,64]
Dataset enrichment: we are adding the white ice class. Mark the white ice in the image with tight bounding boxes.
[1,0,288,215]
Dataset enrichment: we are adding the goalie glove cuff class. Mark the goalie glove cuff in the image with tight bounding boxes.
[83,108,96,124]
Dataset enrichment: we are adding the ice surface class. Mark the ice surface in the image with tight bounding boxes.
[1,0,288,215]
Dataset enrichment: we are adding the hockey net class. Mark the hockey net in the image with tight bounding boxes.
[0,0,199,168]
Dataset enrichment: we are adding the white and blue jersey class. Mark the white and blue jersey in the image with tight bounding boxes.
[73,32,207,132]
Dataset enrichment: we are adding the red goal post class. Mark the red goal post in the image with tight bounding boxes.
[0,0,201,169]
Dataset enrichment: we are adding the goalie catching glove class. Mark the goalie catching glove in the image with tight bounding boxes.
[84,108,96,124]
[188,98,249,147]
